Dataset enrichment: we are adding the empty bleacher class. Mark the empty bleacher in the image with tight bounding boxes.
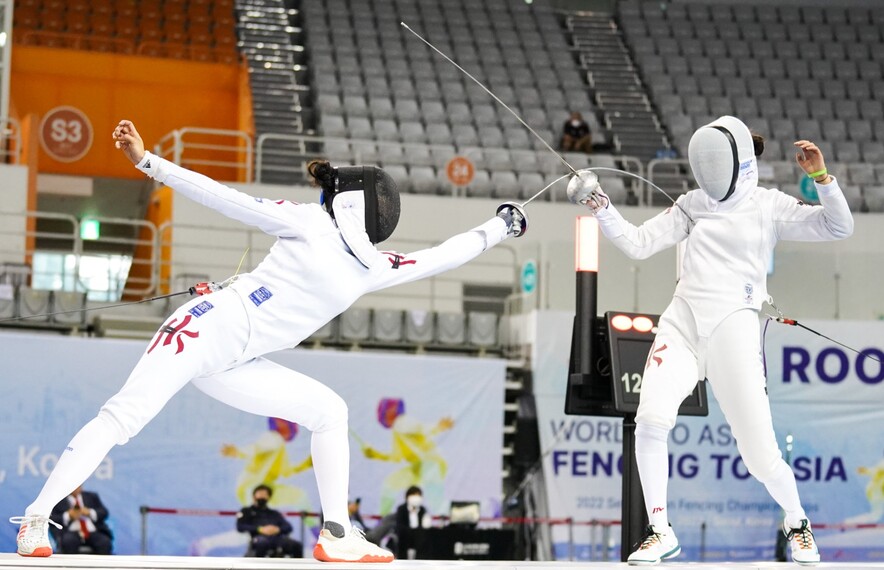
[619,0,884,210]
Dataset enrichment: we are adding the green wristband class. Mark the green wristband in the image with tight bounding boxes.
[807,168,827,179]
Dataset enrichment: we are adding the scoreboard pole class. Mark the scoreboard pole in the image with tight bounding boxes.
[574,217,648,560]
[621,414,648,561]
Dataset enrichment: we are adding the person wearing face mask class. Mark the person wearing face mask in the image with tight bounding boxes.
[237,485,302,557]
[568,116,854,566]
[10,120,528,563]
[394,486,431,559]
[560,111,592,154]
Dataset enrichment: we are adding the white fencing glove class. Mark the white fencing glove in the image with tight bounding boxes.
[496,201,528,238]
[566,170,609,214]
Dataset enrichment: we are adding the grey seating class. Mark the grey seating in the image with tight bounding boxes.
[339,307,371,343]
[400,122,426,144]
[516,171,546,198]
[422,101,447,124]
[467,312,498,348]
[409,166,439,194]
[452,124,479,147]
[53,291,87,326]
[435,312,466,345]
[404,309,435,345]
[862,143,884,163]
[865,186,884,212]
[373,119,399,142]
[426,124,453,146]
[848,120,873,143]
[485,148,512,171]
[448,102,472,125]
[343,95,369,118]
[466,169,493,197]
[323,139,351,163]
[490,171,520,199]
[320,114,347,138]
[347,117,373,140]
[394,99,421,122]
[371,309,404,343]
[306,319,337,345]
[351,140,378,163]
[18,287,51,322]
[834,141,861,163]
[848,163,876,186]
[369,98,395,121]
[821,119,848,142]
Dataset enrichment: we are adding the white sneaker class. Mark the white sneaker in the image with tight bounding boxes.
[9,515,61,557]
[784,519,820,566]
[313,521,394,563]
[627,524,681,565]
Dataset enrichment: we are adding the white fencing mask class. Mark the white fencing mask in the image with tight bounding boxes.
[688,116,757,202]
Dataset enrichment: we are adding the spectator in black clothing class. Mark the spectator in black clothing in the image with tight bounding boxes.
[50,484,113,554]
[236,484,302,558]
[394,486,430,559]
[560,111,592,154]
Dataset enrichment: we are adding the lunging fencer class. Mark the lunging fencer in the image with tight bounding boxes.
[10,120,527,562]
[568,116,853,566]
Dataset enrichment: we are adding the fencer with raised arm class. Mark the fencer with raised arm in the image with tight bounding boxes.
[10,120,527,563]
[569,116,853,566]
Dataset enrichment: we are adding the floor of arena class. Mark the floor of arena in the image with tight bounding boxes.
[1,555,884,570]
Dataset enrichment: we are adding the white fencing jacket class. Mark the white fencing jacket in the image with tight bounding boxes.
[136,152,509,360]
[594,176,854,335]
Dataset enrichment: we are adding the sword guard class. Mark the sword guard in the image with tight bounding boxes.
[190,281,222,296]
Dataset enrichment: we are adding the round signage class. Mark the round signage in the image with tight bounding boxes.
[521,259,537,294]
[446,156,475,187]
[39,106,94,163]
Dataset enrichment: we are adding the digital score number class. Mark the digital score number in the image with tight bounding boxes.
[606,312,708,416]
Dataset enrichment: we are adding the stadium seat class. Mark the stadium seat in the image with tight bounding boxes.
[372,309,404,343]
[467,312,498,348]
[339,308,371,344]
[404,310,435,346]
[18,287,51,323]
[53,291,87,326]
[435,312,466,345]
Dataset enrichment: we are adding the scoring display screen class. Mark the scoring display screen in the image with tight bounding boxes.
[607,313,708,416]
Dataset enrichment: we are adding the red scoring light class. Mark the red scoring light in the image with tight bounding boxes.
[632,316,654,332]
[611,314,632,331]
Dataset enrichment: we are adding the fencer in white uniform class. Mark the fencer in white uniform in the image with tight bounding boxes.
[568,116,853,566]
[10,120,528,563]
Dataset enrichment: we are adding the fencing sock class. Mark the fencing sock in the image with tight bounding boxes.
[26,414,121,516]
[763,460,807,528]
[311,422,351,535]
[635,423,671,529]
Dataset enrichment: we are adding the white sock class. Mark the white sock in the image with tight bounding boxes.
[635,423,671,530]
[311,423,351,536]
[762,460,807,528]
[26,414,122,516]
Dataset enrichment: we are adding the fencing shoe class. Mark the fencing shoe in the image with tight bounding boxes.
[10,515,61,557]
[313,521,394,563]
[627,524,681,565]
[784,519,820,566]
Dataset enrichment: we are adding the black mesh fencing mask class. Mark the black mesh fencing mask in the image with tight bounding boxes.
[335,166,401,244]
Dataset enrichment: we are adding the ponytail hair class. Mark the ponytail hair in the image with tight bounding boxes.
[307,160,336,191]
[751,133,765,157]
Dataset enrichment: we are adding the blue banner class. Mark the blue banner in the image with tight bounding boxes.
[0,331,505,556]
[532,312,884,562]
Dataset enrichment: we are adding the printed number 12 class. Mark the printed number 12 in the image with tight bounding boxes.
[621,372,642,394]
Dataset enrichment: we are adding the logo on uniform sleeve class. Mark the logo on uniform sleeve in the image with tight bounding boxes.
[382,251,416,269]
[744,283,754,305]
[188,300,214,318]
[254,197,264,203]
[249,286,273,306]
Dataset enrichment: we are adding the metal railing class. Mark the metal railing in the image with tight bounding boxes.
[0,116,21,163]
[154,127,254,183]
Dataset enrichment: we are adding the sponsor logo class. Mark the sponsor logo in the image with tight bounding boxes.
[147,315,199,355]
[188,300,214,318]
[249,286,273,306]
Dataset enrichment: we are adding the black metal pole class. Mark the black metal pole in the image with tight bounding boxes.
[574,271,597,375]
[621,413,648,561]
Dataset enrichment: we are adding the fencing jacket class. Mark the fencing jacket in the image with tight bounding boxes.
[594,176,854,336]
[136,152,509,360]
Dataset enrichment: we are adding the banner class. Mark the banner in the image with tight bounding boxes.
[532,311,884,562]
[0,332,505,556]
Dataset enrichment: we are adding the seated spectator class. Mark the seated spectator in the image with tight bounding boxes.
[394,486,431,559]
[349,497,367,532]
[236,484,302,558]
[49,484,113,555]
[560,111,592,154]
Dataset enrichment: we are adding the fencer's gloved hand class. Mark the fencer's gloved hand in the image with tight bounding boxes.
[496,201,528,238]
[566,170,609,214]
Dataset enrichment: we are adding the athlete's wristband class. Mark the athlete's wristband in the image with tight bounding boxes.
[807,168,827,180]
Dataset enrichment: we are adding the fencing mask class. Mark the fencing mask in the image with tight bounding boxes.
[318,165,401,268]
[688,116,757,202]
